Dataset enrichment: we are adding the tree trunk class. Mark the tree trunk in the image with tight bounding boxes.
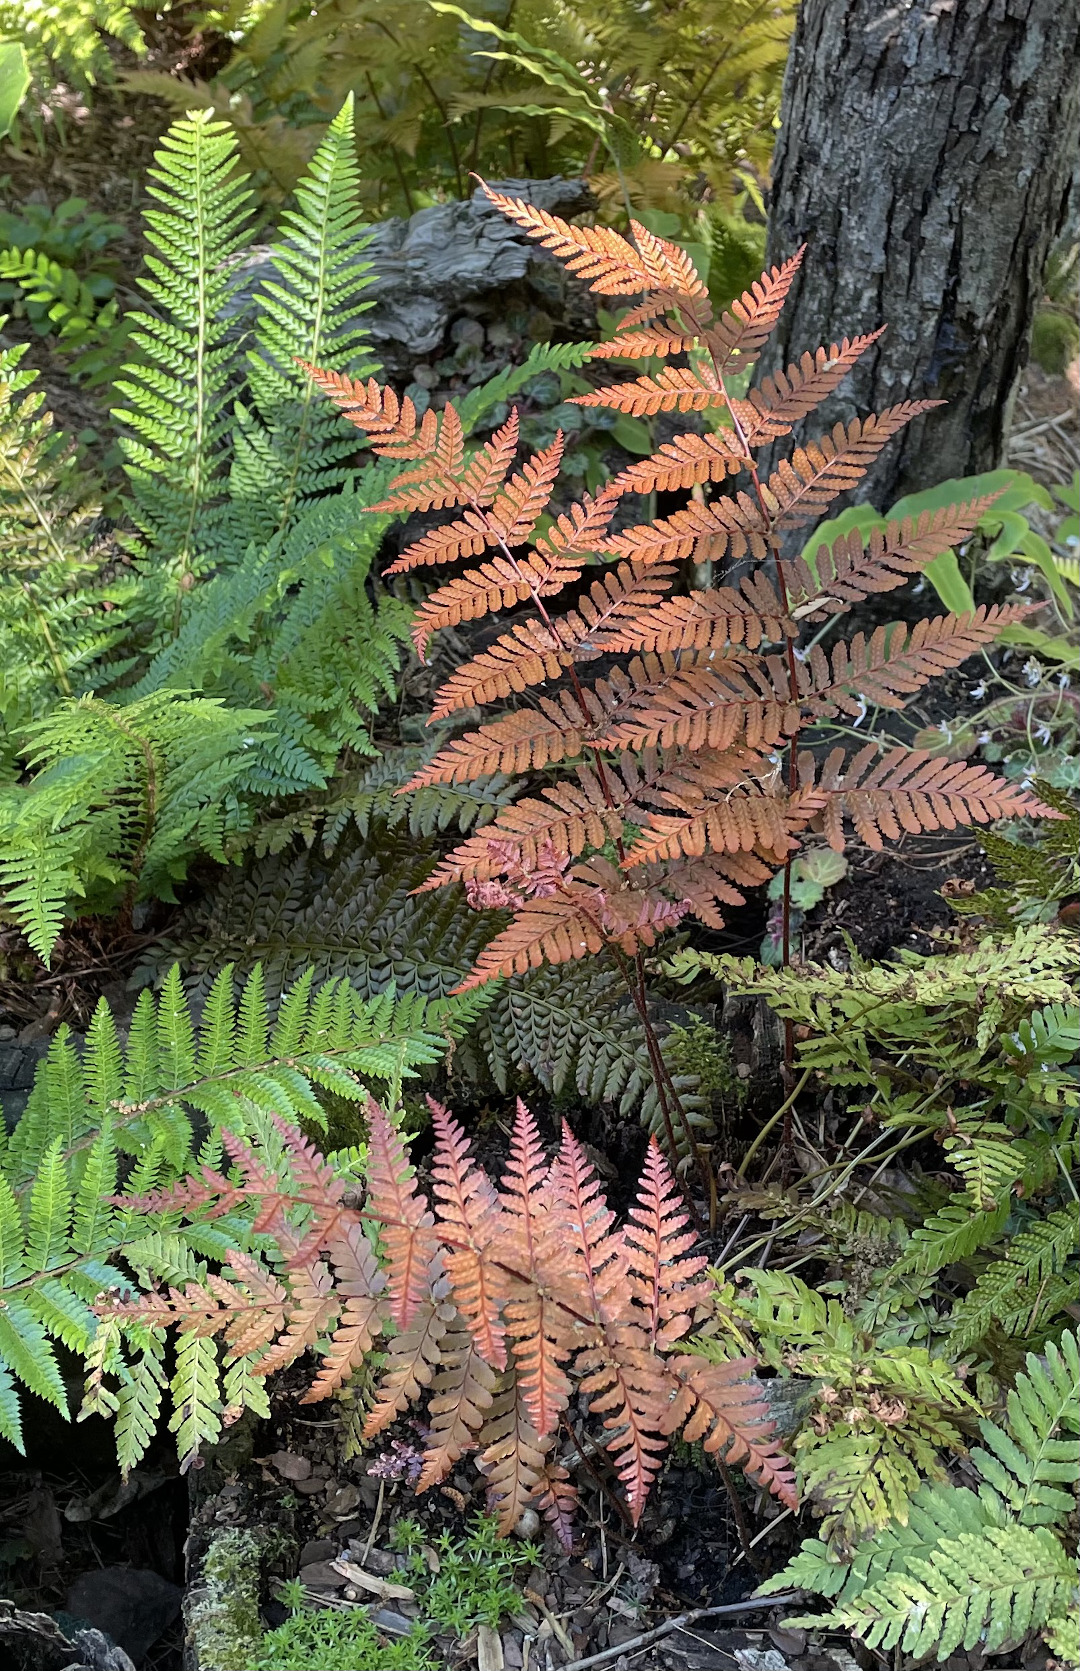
[762,0,1080,510]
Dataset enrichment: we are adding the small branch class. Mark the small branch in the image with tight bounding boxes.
[557,1593,803,1671]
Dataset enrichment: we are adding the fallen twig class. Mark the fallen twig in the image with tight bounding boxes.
[557,1593,803,1671]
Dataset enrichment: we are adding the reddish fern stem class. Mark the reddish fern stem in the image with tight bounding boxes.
[479,523,714,1204]
[702,354,799,1081]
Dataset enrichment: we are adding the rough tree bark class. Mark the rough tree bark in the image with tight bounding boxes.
[762,0,1080,509]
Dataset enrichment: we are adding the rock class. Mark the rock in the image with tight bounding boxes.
[230,176,592,372]
[324,1482,362,1519]
[65,1568,182,1664]
[299,1538,337,1567]
[264,1450,312,1481]
[734,1650,787,1671]
[294,1477,326,1495]
[502,1632,524,1669]
[513,1508,540,1538]
[69,1627,138,1671]
[298,1560,344,1590]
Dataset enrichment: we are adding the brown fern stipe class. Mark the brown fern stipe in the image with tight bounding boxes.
[99,1101,798,1532]
[307,182,1060,1004]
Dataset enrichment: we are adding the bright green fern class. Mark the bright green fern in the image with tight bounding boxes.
[0,961,480,1461]
[0,335,132,760]
[0,690,274,959]
[230,92,378,539]
[762,1331,1080,1663]
[113,110,254,623]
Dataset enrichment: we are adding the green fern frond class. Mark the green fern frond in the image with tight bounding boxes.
[895,1194,1011,1278]
[972,1332,1080,1528]
[231,94,378,537]
[248,741,522,858]
[0,962,463,1463]
[947,1210,1079,1351]
[113,111,254,620]
[455,339,595,436]
[0,0,147,86]
[0,691,278,958]
[794,1523,1076,1660]
[0,334,132,753]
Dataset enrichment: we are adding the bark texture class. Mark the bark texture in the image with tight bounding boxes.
[763,0,1080,509]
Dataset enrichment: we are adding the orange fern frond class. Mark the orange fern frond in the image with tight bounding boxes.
[782,495,1005,619]
[428,1099,508,1369]
[763,404,941,530]
[254,1259,338,1380]
[368,403,468,513]
[416,1322,498,1491]
[597,585,794,654]
[624,777,802,869]
[479,181,706,299]
[798,604,1034,718]
[586,327,700,361]
[529,490,619,568]
[416,767,633,891]
[428,563,677,718]
[409,547,580,661]
[401,704,588,788]
[594,656,795,754]
[703,248,805,374]
[457,409,522,503]
[498,1101,576,1437]
[301,1220,386,1401]
[795,743,1064,850]
[364,1099,438,1330]
[624,1139,709,1345]
[607,429,744,497]
[299,366,432,457]
[571,364,722,417]
[385,508,497,574]
[606,491,768,566]
[661,1356,799,1509]
[478,1373,549,1535]
[740,330,886,444]
[488,434,565,545]
[363,1293,454,1438]
[453,893,606,989]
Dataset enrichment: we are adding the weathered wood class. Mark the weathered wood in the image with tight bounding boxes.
[763,0,1080,508]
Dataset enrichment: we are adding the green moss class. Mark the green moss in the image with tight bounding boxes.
[189,1529,263,1671]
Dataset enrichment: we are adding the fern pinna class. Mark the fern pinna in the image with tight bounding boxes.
[99,1098,796,1537]
[306,186,1057,1001]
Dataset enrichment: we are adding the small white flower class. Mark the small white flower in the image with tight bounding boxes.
[977,729,993,746]
[793,645,809,663]
[851,695,868,728]
[1057,671,1071,689]
[1011,567,1033,593]
[938,721,953,742]
[1022,657,1042,688]
[1033,723,1052,746]
[968,680,987,700]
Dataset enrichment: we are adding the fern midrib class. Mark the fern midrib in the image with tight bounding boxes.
[272,192,334,536]
[173,128,213,637]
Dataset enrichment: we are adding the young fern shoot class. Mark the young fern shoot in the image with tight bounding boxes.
[307,187,1057,1142]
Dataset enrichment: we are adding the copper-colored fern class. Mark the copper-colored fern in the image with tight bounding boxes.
[305,181,1058,1020]
[99,1102,797,1536]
